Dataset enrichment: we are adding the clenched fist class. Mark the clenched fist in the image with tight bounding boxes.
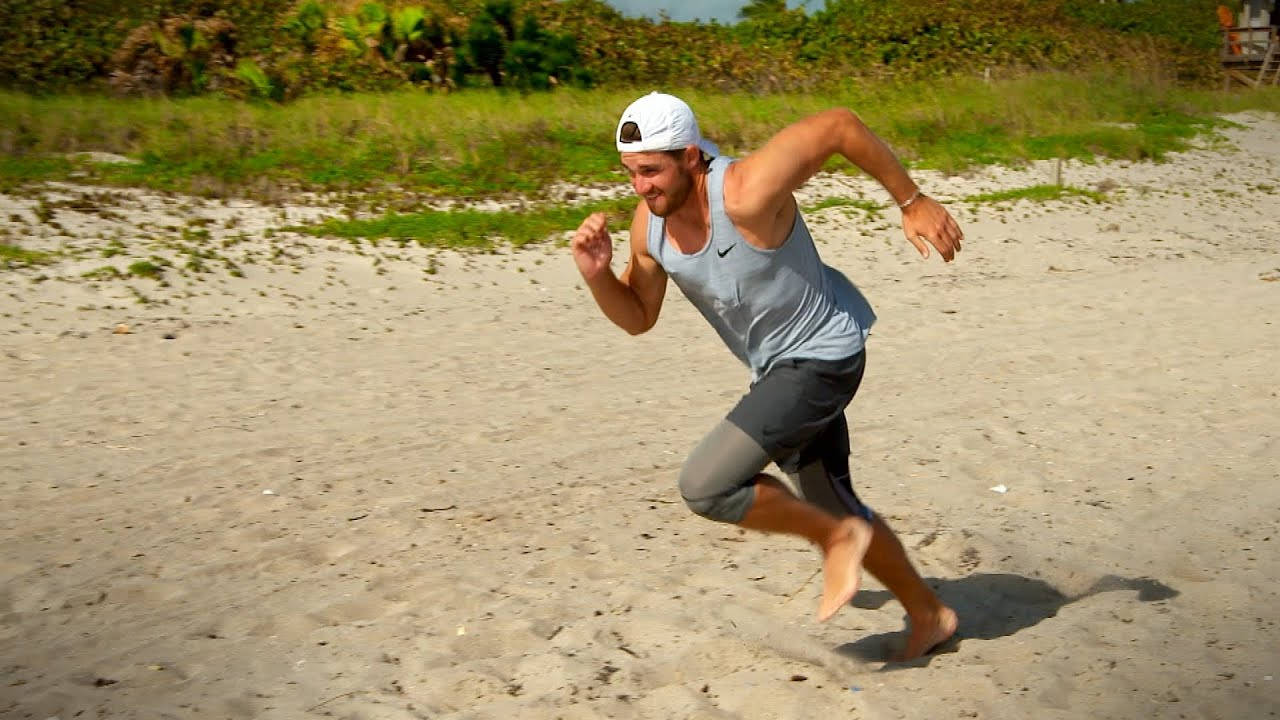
[571,212,613,282]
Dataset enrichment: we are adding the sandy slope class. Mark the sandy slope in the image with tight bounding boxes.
[1,113,1277,720]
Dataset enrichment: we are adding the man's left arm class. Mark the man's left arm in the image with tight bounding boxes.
[728,108,963,262]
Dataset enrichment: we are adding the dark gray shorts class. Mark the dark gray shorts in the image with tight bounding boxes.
[678,351,872,523]
[727,351,872,520]
[728,352,866,473]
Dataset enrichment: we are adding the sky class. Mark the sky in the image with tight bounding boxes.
[600,0,817,24]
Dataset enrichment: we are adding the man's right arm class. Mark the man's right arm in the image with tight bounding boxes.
[570,205,667,335]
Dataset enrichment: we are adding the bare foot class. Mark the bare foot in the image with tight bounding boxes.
[816,516,873,622]
[893,605,959,661]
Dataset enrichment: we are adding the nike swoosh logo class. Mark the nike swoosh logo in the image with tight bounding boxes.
[716,244,736,258]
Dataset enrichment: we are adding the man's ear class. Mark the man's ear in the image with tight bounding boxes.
[682,145,702,170]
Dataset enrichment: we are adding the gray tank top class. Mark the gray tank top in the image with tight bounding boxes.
[647,156,876,380]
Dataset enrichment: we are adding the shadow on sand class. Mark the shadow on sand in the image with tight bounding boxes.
[836,573,1178,668]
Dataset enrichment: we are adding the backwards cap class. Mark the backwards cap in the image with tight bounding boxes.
[615,92,719,157]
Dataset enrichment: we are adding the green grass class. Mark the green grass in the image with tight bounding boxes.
[0,156,73,192]
[859,74,1238,172]
[964,184,1107,204]
[4,73,1278,203]
[804,196,884,220]
[127,259,165,279]
[0,90,629,197]
[0,243,55,268]
[2,72,1279,246]
[82,265,122,280]
[299,196,637,248]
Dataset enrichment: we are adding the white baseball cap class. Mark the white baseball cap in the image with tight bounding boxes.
[615,92,719,157]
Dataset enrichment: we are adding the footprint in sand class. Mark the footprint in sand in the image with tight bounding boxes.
[311,597,412,626]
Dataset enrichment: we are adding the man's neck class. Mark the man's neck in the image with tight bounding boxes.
[667,167,711,237]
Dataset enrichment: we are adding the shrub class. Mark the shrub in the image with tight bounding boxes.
[0,0,1229,97]
[233,58,277,100]
[109,15,239,96]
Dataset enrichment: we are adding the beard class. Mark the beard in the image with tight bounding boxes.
[644,167,693,218]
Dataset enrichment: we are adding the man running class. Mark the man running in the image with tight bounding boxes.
[570,92,962,660]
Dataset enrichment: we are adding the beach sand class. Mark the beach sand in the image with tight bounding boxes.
[1,113,1277,719]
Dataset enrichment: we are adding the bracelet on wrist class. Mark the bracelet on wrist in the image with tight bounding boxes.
[896,190,923,210]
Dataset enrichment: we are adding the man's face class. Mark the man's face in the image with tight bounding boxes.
[621,150,694,218]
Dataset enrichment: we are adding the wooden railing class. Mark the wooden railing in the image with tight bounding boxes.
[1221,26,1276,63]
[1221,26,1279,88]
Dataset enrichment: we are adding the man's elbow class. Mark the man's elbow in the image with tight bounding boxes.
[624,319,655,336]
[827,107,866,135]
[623,313,658,336]
[800,108,865,158]
[824,107,858,120]
[816,108,872,158]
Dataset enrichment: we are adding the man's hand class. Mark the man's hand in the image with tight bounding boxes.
[571,212,613,281]
[901,195,963,262]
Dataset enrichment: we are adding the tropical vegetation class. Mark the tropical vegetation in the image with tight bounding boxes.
[0,0,1238,98]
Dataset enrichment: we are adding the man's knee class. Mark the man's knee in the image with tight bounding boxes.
[678,464,756,523]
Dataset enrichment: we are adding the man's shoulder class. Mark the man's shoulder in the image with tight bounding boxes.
[628,201,656,256]
[721,155,792,230]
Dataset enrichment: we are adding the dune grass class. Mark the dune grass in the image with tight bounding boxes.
[297,196,637,248]
[963,184,1107,204]
[0,90,626,197]
[1,72,1277,246]
[4,73,1278,197]
[803,196,886,221]
[0,243,55,268]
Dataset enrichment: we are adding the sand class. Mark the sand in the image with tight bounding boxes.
[1,113,1277,720]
